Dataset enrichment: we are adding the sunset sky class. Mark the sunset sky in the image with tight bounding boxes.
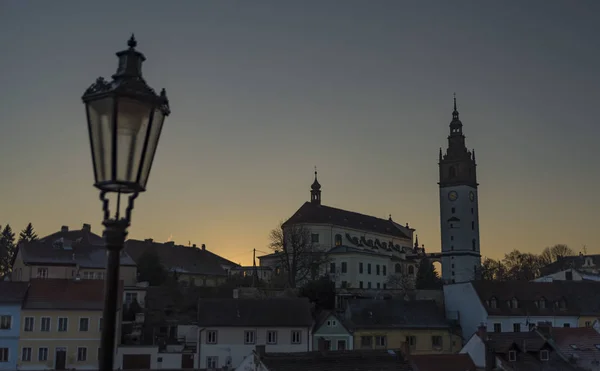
[1,1,598,266]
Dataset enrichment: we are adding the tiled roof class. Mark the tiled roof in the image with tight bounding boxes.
[23,278,122,310]
[125,240,238,277]
[39,224,104,245]
[409,354,476,371]
[196,298,313,327]
[346,299,451,329]
[0,282,29,304]
[472,280,600,316]
[549,327,600,369]
[259,349,412,371]
[283,202,410,239]
[484,331,548,353]
[18,239,136,268]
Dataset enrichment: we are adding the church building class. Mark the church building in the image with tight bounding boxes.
[438,96,482,284]
[259,171,426,290]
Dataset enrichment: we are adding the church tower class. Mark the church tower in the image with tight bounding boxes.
[310,168,322,205]
[438,95,481,284]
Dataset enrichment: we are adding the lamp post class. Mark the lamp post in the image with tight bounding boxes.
[81,35,170,371]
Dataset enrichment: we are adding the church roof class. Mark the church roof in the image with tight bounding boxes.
[283,202,410,239]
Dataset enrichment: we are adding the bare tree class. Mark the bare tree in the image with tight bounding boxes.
[268,222,329,288]
[386,273,414,292]
[539,244,574,265]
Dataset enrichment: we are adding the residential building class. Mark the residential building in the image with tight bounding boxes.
[0,282,29,371]
[344,299,461,354]
[11,225,138,307]
[312,311,353,351]
[540,253,600,278]
[196,297,313,370]
[438,97,481,284]
[236,347,412,371]
[543,327,600,370]
[229,266,273,282]
[125,240,239,287]
[18,278,123,371]
[408,354,476,371]
[258,170,426,290]
[535,268,600,283]
[443,280,600,339]
[460,324,579,370]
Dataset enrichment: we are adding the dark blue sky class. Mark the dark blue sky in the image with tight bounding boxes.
[1,1,598,263]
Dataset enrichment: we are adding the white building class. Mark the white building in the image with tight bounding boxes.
[196,297,313,370]
[311,312,353,351]
[258,170,426,290]
[443,281,587,340]
[534,268,600,282]
[438,97,481,284]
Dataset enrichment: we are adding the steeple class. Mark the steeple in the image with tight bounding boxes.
[449,93,463,136]
[310,167,321,205]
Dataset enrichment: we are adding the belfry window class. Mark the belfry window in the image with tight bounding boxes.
[449,166,456,178]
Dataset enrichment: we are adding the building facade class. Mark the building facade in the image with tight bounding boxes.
[0,282,29,371]
[438,97,481,284]
[312,312,353,351]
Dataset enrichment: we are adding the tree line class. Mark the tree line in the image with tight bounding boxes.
[479,244,576,281]
[0,222,38,277]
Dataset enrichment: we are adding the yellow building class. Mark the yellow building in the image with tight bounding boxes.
[578,316,598,328]
[17,279,122,371]
[346,299,462,354]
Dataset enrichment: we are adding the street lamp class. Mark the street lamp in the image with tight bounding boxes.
[82,35,170,371]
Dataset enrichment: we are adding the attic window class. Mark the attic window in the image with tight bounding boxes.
[507,298,518,309]
[570,344,579,350]
[536,297,547,309]
[540,350,549,361]
[488,297,497,309]
[508,350,517,362]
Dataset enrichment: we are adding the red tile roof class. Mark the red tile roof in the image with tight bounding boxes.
[549,327,600,369]
[410,354,476,371]
[0,282,29,304]
[23,278,123,310]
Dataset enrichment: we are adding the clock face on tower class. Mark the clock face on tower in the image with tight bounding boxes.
[448,191,458,201]
[469,191,475,201]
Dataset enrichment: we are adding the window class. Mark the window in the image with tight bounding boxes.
[513,323,521,332]
[267,331,278,344]
[21,347,31,362]
[471,208,474,214]
[291,330,302,344]
[472,239,476,251]
[376,265,380,275]
[376,283,380,289]
[206,356,218,369]
[83,271,95,279]
[77,347,87,361]
[38,347,48,361]
[540,349,549,361]
[432,335,443,349]
[537,298,547,309]
[450,236,454,241]
[408,265,414,275]
[36,268,48,278]
[360,336,372,348]
[0,316,11,330]
[341,262,347,273]
[337,340,346,350]
[311,234,319,243]
[383,283,387,289]
[359,262,364,274]
[24,317,34,332]
[509,298,519,309]
[451,207,455,214]
[489,297,497,308]
[58,317,68,332]
[375,335,387,347]
[99,318,103,331]
[207,330,218,344]
[95,272,104,280]
[382,265,386,276]
[335,234,342,246]
[244,330,256,344]
[395,263,401,273]
[367,264,372,274]
[563,323,570,328]
[508,350,517,362]
[79,318,89,332]
[0,348,7,362]
[41,317,50,332]
[359,281,363,288]
[406,336,417,350]
[493,323,502,332]
[471,221,475,230]
[323,339,331,350]
[327,319,337,327]
[330,263,336,273]
[368,282,372,289]
[125,292,138,304]
[565,271,573,280]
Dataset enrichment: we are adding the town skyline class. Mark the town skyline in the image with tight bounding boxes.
[1,1,599,266]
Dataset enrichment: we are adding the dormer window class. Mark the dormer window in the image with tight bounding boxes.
[508,350,517,362]
[555,298,567,310]
[585,257,593,266]
[540,350,549,361]
[489,297,497,309]
[507,297,518,309]
[536,297,547,309]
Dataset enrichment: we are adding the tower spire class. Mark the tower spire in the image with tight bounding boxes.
[452,92,459,120]
[310,167,322,205]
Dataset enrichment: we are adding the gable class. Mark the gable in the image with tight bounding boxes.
[314,314,351,336]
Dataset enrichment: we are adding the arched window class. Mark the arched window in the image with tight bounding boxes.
[334,234,342,247]
[472,239,476,251]
[395,263,402,273]
[408,265,415,275]
[449,166,456,178]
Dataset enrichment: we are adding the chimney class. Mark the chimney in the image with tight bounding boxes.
[82,223,91,232]
[144,238,153,243]
[255,345,266,357]
[193,244,197,248]
[477,324,488,340]
[201,244,206,250]
[61,226,69,233]
[484,339,496,371]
